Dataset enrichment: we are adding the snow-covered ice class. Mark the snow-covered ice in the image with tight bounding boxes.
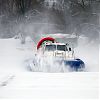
[0,37,99,99]
[0,72,99,99]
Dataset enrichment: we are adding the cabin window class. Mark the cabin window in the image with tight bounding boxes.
[57,45,67,51]
[69,47,71,51]
[45,45,56,51]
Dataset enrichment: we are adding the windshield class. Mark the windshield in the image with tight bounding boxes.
[45,44,70,51]
[45,45,56,51]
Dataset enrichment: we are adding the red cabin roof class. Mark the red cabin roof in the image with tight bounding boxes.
[37,37,55,50]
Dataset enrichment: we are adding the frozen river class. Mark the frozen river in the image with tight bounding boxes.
[0,38,99,99]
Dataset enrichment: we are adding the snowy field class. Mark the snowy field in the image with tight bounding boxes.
[0,37,99,99]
